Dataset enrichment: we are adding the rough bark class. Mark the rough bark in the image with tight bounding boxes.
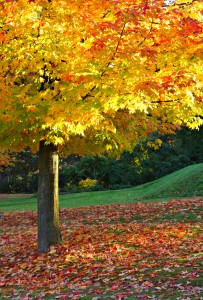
[38,140,62,253]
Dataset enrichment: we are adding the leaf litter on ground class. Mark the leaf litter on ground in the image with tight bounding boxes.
[0,197,203,299]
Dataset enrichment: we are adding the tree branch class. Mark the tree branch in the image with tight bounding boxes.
[81,22,127,101]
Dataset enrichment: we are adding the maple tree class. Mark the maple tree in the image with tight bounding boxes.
[1,0,203,252]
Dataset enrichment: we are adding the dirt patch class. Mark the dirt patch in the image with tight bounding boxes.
[0,194,34,200]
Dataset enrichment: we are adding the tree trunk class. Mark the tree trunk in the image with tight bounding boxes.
[38,140,62,253]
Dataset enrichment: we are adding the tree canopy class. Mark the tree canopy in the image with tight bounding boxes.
[1,0,203,252]
[1,0,203,156]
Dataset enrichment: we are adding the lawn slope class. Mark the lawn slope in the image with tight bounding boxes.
[132,162,203,200]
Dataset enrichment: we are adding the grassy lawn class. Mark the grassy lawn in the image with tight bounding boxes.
[0,163,203,212]
[0,164,203,299]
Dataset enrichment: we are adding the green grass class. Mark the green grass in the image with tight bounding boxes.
[0,163,203,211]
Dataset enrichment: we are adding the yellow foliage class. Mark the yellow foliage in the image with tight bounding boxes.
[79,178,97,189]
[0,0,203,154]
[147,139,162,150]
[0,152,15,170]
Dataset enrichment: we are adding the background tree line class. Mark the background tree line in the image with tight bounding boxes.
[0,127,202,194]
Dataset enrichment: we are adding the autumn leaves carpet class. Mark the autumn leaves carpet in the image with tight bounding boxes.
[1,198,203,299]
